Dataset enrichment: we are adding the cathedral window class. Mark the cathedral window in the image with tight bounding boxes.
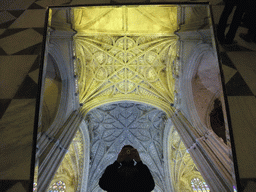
[191,177,210,192]
[48,181,66,192]
[33,182,37,191]
[32,181,67,192]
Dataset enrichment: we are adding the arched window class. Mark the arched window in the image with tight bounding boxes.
[49,181,66,192]
[191,177,210,192]
[33,183,37,191]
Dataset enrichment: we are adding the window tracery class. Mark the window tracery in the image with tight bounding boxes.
[191,177,210,192]
[33,182,37,191]
[49,181,66,192]
[167,125,210,192]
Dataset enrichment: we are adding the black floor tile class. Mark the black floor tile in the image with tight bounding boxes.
[20,180,31,191]
[32,28,45,36]
[13,43,42,55]
[0,28,28,39]
[0,99,12,119]
[0,180,19,192]
[29,55,41,73]
[0,20,15,29]
[0,47,8,55]
[27,2,45,9]
[7,10,25,18]
[225,72,254,96]
[219,52,237,69]
[240,178,256,191]
[13,75,38,99]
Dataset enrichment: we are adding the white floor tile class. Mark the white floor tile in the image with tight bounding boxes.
[9,9,46,28]
[221,64,237,84]
[0,55,37,99]
[0,99,36,179]
[29,68,39,84]
[0,29,6,36]
[0,29,42,55]
[228,96,256,178]
[210,5,224,25]
[0,11,16,24]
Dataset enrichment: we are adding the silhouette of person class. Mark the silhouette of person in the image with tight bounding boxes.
[239,1,256,43]
[99,145,155,192]
[217,0,247,44]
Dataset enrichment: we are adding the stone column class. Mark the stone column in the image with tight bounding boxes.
[37,109,84,192]
[170,110,234,191]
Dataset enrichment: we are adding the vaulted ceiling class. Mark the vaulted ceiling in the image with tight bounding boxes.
[73,5,178,116]
[42,5,210,192]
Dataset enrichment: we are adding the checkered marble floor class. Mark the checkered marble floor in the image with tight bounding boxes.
[0,0,256,191]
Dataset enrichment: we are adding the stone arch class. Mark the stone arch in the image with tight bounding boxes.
[37,44,72,159]
[181,42,221,135]
[181,42,229,146]
[175,42,235,191]
[40,54,62,133]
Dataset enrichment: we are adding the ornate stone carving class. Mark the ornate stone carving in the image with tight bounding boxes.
[167,125,208,192]
[85,102,167,191]
[75,35,177,116]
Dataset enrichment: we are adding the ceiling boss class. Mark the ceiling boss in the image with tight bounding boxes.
[72,5,179,116]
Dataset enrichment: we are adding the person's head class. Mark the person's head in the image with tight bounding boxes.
[122,145,134,163]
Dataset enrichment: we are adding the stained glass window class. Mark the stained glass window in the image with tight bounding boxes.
[49,181,66,192]
[33,182,37,191]
[191,177,210,192]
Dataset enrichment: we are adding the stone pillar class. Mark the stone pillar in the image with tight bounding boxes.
[37,109,84,192]
[170,110,234,191]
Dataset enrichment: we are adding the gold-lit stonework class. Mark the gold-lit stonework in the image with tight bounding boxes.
[168,126,209,191]
[48,129,84,192]
[73,6,178,35]
[72,5,178,116]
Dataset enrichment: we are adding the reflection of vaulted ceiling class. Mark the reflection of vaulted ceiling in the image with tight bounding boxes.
[63,5,209,192]
[34,130,84,192]
[73,5,178,116]
[86,102,167,191]
[73,6,178,35]
[168,126,205,191]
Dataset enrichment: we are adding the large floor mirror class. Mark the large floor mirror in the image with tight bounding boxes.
[33,3,239,192]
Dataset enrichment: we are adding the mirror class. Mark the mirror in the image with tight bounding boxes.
[33,4,239,192]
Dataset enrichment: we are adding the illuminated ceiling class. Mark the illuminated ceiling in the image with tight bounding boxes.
[72,5,178,116]
[73,6,178,35]
[64,5,208,192]
[37,4,229,192]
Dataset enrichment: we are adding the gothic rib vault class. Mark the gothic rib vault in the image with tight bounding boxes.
[73,5,178,116]
[71,5,209,192]
[36,4,236,192]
